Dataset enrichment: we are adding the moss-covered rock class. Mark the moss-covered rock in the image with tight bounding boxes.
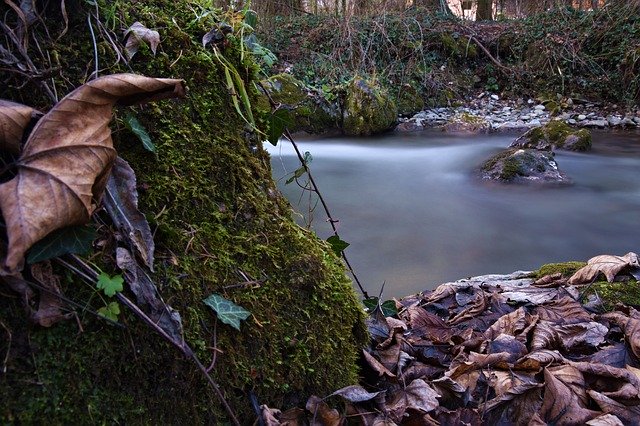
[443,112,490,133]
[342,77,397,136]
[511,120,592,151]
[257,73,341,134]
[396,84,424,117]
[480,148,571,183]
[0,2,367,423]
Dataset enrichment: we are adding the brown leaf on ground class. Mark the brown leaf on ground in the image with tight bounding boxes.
[533,272,566,287]
[531,319,608,351]
[386,379,440,422]
[602,311,640,359]
[306,395,344,426]
[260,405,282,426]
[569,252,640,284]
[586,414,625,426]
[483,307,529,341]
[29,261,72,327]
[569,361,640,403]
[0,100,42,154]
[539,368,599,424]
[513,349,566,371]
[329,385,384,403]
[363,349,396,378]
[448,291,487,325]
[535,296,592,324]
[588,390,640,425]
[404,306,453,343]
[483,380,543,425]
[0,74,185,273]
[124,22,160,58]
[279,407,306,426]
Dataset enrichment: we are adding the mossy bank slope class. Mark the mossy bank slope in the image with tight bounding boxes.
[0,1,367,423]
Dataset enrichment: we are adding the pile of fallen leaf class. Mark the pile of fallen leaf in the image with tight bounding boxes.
[261,253,640,425]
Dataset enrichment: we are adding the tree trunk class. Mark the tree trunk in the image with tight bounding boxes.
[476,0,493,20]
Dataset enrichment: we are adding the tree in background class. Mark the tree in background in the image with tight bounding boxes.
[475,0,492,19]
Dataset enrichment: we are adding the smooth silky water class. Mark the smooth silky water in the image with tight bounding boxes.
[265,130,640,297]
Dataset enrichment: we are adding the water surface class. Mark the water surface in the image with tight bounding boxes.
[266,130,640,297]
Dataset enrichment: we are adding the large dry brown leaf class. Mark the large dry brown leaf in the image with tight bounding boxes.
[405,306,453,343]
[586,414,625,426]
[602,311,640,359]
[535,296,592,324]
[306,395,344,426]
[483,307,529,341]
[569,252,640,285]
[588,390,640,425]
[483,381,543,426]
[0,74,185,273]
[531,319,607,351]
[0,99,42,154]
[539,368,599,424]
[29,261,73,327]
[386,378,440,422]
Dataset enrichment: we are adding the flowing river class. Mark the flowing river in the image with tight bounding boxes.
[265,130,640,297]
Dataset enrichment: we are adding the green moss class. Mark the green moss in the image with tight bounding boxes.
[396,84,424,116]
[0,1,367,423]
[584,280,640,311]
[544,120,572,145]
[536,261,587,278]
[258,73,340,134]
[343,77,397,136]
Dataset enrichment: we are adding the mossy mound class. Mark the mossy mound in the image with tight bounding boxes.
[342,77,397,136]
[396,84,424,117]
[536,261,587,279]
[257,73,341,134]
[0,1,367,423]
[442,112,490,133]
[511,120,592,152]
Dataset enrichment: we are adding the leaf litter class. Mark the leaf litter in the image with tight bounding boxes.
[261,259,640,425]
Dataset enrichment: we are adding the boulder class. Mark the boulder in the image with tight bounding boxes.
[258,73,341,135]
[343,77,398,136]
[510,120,592,151]
[481,148,571,184]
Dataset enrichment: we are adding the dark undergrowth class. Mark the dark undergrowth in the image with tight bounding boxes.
[258,4,640,107]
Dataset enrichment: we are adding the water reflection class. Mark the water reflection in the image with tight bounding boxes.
[266,130,640,297]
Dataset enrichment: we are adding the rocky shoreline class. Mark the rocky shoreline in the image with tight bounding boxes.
[397,93,640,132]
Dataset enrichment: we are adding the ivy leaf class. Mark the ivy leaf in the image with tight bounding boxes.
[285,152,312,184]
[26,225,96,264]
[124,112,156,153]
[97,272,124,297]
[266,108,293,146]
[203,293,251,330]
[326,235,349,255]
[98,301,121,322]
[243,10,258,29]
[363,297,398,317]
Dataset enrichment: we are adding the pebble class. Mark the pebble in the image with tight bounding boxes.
[397,95,640,132]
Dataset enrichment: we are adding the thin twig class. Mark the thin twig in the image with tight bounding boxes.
[0,319,11,374]
[257,81,369,298]
[87,13,99,80]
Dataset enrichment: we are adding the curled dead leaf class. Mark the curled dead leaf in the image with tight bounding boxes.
[569,253,640,285]
[0,100,42,154]
[305,395,344,426]
[0,74,185,273]
[124,22,160,59]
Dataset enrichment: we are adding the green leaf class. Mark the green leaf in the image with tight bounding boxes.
[97,273,124,297]
[98,301,121,322]
[27,225,96,264]
[326,235,350,255]
[244,10,258,29]
[124,112,156,153]
[363,297,398,317]
[285,165,307,184]
[266,109,293,146]
[203,293,251,330]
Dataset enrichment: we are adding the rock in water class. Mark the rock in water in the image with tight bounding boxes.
[511,120,591,152]
[480,148,571,184]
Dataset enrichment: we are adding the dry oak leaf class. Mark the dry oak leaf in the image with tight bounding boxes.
[569,252,640,285]
[0,74,185,273]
